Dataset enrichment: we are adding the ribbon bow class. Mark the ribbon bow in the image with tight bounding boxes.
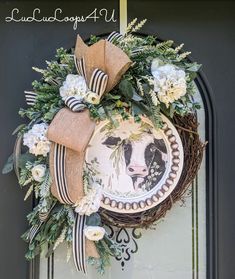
[64,59,108,112]
[45,32,132,274]
[51,60,109,275]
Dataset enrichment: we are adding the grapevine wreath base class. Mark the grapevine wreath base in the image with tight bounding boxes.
[3,19,205,275]
[100,113,205,228]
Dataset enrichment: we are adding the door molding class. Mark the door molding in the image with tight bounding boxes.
[195,70,218,279]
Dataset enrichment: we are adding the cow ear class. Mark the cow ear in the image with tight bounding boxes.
[154,139,167,154]
[102,136,122,148]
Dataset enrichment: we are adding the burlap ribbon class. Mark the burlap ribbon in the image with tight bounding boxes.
[47,33,131,274]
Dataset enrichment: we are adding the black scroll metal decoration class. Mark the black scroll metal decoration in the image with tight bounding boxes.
[106,225,142,270]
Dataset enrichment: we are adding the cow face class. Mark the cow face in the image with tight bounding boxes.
[102,133,167,190]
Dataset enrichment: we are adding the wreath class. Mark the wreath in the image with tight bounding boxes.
[2,19,204,275]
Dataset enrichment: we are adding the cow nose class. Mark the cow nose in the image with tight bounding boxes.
[127,165,148,177]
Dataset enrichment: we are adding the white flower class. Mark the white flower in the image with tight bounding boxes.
[75,185,103,216]
[23,123,50,157]
[84,226,106,241]
[31,164,46,182]
[30,141,50,157]
[85,92,100,105]
[59,74,87,100]
[151,59,187,107]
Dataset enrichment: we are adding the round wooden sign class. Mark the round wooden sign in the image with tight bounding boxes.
[85,115,184,213]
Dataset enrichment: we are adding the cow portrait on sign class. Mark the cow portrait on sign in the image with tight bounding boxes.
[102,131,167,191]
[85,118,169,198]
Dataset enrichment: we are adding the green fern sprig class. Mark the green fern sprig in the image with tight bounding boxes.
[19,162,33,186]
[39,170,51,198]
[156,40,174,51]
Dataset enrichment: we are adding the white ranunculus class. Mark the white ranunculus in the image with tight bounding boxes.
[151,60,187,107]
[59,74,87,100]
[23,123,50,157]
[85,92,100,105]
[31,164,46,182]
[84,226,106,241]
[75,185,103,216]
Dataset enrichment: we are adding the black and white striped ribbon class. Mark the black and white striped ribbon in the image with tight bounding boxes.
[107,31,123,43]
[74,56,87,80]
[29,222,42,243]
[54,143,73,205]
[89,68,108,96]
[55,54,108,274]
[64,96,86,112]
[69,56,108,113]
[29,203,56,243]
[54,143,87,274]
[24,91,37,106]
[73,214,87,274]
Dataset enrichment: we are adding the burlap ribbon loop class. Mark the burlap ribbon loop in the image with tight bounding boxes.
[47,33,132,274]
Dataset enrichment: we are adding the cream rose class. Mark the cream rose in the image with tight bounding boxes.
[84,226,106,241]
[85,92,100,105]
[31,164,46,182]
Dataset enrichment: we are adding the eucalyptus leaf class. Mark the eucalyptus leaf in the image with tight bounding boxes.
[86,213,101,226]
[118,80,134,99]
[132,92,143,102]
[18,153,36,169]
[132,103,142,115]
[2,154,13,174]
[132,100,151,116]
[104,94,121,100]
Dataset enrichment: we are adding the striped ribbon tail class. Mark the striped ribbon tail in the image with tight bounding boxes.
[107,31,123,43]
[73,214,87,274]
[24,91,37,106]
[29,203,56,243]
[39,212,49,222]
[29,222,42,243]
[29,214,48,243]
[89,69,108,96]
[54,143,73,205]
[74,56,87,80]
[64,96,86,112]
